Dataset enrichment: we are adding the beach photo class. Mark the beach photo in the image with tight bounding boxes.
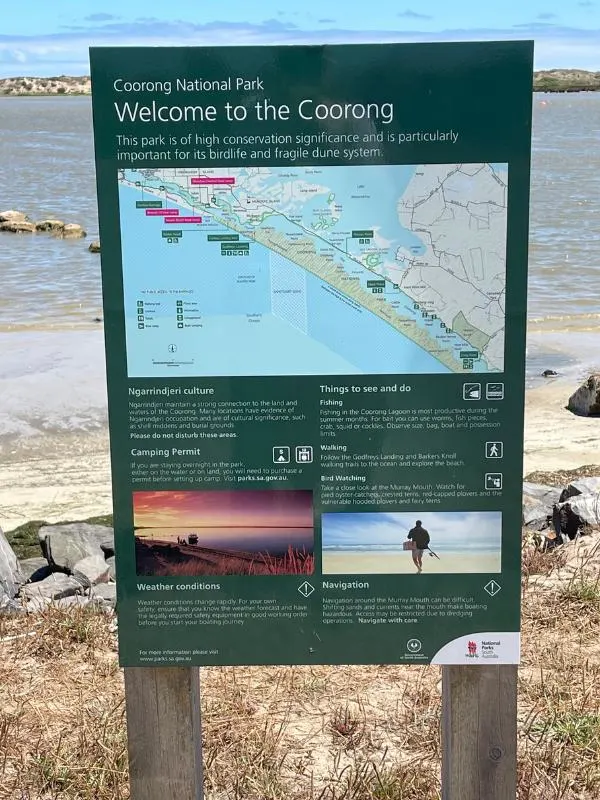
[322,511,502,574]
[133,489,314,576]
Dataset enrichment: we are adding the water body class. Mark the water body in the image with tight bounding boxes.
[0,94,599,445]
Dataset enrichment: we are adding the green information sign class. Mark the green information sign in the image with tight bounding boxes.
[90,41,532,667]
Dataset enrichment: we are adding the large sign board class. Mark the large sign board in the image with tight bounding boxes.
[90,42,532,666]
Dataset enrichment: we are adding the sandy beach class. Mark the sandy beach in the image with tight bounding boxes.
[322,550,501,574]
[524,376,600,474]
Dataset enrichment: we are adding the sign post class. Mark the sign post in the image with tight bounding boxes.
[90,41,532,798]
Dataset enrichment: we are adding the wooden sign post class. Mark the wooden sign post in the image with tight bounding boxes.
[442,665,518,800]
[125,667,204,800]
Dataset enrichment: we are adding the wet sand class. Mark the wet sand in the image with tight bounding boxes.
[322,550,501,575]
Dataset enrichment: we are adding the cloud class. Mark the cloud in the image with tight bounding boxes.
[0,18,599,75]
[84,13,120,22]
[397,9,433,19]
[318,19,337,24]
[537,12,557,20]
[579,1,594,6]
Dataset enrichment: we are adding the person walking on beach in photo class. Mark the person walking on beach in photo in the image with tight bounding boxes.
[407,520,430,573]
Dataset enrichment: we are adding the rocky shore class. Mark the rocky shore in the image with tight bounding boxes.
[2,71,600,96]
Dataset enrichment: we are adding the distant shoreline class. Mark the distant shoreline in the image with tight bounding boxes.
[1,70,600,96]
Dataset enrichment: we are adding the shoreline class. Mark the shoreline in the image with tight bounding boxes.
[2,70,600,96]
[322,550,501,574]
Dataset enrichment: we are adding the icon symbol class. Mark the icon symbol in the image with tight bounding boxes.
[298,581,315,598]
[463,383,481,401]
[137,323,144,329]
[295,446,313,464]
[484,580,502,597]
[407,638,422,653]
[467,640,478,656]
[486,442,503,459]
[485,473,503,490]
[273,446,290,464]
[486,382,505,400]
[168,344,177,353]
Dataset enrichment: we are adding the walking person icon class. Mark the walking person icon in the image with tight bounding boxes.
[486,441,503,459]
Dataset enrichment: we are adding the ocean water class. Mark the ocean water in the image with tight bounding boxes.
[0,93,599,451]
[137,526,314,554]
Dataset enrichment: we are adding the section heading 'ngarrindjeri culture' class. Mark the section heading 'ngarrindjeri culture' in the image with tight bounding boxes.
[90,41,533,666]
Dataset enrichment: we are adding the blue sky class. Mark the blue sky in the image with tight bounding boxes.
[0,0,598,75]
[322,511,502,552]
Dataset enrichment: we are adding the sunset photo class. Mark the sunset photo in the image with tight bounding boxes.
[133,489,314,576]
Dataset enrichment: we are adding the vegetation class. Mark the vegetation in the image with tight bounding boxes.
[136,540,315,576]
[5,514,113,559]
[1,529,599,798]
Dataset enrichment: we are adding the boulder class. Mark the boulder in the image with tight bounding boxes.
[18,557,52,583]
[568,375,600,416]
[88,240,101,253]
[561,493,600,529]
[72,555,111,587]
[522,482,561,529]
[38,523,115,572]
[35,219,65,232]
[20,573,83,602]
[0,220,35,233]
[0,527,24,603]
[55,223,86,239]
[559,477,600,503]
[0,209,28,223]
[106,555,116,581]
[90,583,117,609]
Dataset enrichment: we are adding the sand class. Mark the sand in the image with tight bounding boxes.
[524,379,600,474]
[0,431,111,532]
[322,550,501,574]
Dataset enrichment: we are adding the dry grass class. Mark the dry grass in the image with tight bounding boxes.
[2,532,600,799]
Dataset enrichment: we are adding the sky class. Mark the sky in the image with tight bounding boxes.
[133,489,313,528]
[322,511,503,551]
[0,0,599,76]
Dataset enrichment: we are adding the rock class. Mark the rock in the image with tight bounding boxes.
[88,240,101,253]
[38,523,115,572]
[35,219,65,232]
[25,595,101,612]
[559,477,600,503]
[0,209,28,223]
[568,375,600,416]
[55,223,86,239]
[72,555,111,587]
[106,556,116,581]
[542,369,558,377]
[100,539,115,558]
[561,493,600,529]
[522,482,561,529]
[0,220,36,233]
[0,527,24,604]
[20,573,83,602]
[18,557,52,583]
[90,583,117,609]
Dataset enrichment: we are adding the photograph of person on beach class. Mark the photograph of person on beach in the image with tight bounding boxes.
[406,519,434,573]
[322,511,502,574]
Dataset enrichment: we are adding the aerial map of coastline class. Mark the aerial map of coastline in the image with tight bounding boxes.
[118,163,507,377]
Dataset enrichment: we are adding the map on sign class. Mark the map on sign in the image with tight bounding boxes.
[118,164,507,377]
